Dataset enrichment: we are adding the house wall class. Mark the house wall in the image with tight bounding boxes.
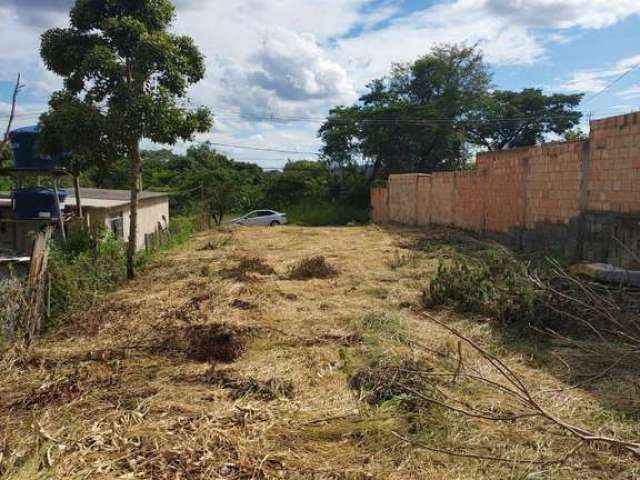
[88,196,170,250]
[370,111,640,268]
[0,196,170,255]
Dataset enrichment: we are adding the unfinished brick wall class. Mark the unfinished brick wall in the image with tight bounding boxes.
[371,111,640,267]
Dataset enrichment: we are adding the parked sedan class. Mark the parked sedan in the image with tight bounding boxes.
[230,210,288,226]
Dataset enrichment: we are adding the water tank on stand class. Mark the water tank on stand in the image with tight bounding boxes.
[8,125,67,170]
[11,188,67,220]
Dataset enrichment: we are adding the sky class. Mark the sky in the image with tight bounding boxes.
[1,0,640,169]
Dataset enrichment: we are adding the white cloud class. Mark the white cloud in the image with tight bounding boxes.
[482,0,640,29]
[248,28,355,103]
[618,85,640,100]
[560,55,640,93]
[2,0,640,166]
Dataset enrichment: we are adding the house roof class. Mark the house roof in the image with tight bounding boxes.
[0,188,169,210]
[75,188,169,202]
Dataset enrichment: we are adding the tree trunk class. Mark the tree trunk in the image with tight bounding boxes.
[73,174,83,220]
[127,141,142,280]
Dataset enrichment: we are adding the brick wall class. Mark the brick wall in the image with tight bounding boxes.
[371,111,640,267]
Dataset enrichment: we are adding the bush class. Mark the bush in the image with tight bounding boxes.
[49,234,127,321]
[286,202,369,226]
[48,215,202,323]
[425,253,539,327]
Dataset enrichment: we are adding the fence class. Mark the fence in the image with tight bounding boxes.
[0,225,53,346]
[371,111,640,268]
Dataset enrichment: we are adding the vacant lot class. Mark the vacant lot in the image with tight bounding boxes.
[1,226,638,479]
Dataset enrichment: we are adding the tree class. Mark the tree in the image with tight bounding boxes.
[176,143,263,225]
[38,92,113,219]
[263,160,331,209]
[320,44,491,180]
[564,127,587,142]
[40,0,212,279]
[464,89,583,150]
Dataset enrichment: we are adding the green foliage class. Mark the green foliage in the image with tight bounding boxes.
[320,44,490,179]
[88,148,370,226]
[320,44,584,179]
[0,177,12,191]
[49,234,127,321]
[564,128,588,142]
[40,0,212,150]
[40,0,212,278]
[285,202,369,226]
[262,160,331,209]
[465,89,584,150]
[425,246,542,328]
[48,215,198,323]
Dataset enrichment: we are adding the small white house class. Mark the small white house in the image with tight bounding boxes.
[0,188,170,255]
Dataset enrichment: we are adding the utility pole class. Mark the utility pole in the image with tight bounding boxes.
[0,74,24,157]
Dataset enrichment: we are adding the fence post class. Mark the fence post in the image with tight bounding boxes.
[27,225,53,339]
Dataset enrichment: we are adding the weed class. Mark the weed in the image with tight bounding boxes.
[364,287,389,299]
[197,235,230,251]
[162,293,210,323]
[358,310,402,333]
[231,299,255,310]
[386,249,418,270]
[286,202,369,226]
[287,256,338,280]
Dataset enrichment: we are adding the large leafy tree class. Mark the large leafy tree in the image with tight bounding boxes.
[176,143,263,225]
[40,0,212,278]
[464,89,583,150]
[263,160,331,209]
[320,44,491,180]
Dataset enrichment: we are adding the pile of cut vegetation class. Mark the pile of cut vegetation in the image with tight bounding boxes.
[221,257,275,282]
[287,256,338,280]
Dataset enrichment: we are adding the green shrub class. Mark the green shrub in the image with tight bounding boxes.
[168,216,196,244]
[49,235,127,321]
[425,254,539,327]
[286,202,369,226]
[48,215,201,326]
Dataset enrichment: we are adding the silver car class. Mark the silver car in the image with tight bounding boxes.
[230,209,288,226]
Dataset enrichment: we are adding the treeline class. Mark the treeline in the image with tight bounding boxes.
[85,143,370,225]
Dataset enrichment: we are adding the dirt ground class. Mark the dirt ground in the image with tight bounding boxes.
[1,225,638,479]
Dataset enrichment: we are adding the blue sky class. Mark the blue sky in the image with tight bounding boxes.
[1,0,639,168]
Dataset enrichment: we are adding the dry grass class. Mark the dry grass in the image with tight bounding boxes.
[0,225,638,479]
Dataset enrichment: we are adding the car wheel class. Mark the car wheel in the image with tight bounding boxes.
[270,220,281,227]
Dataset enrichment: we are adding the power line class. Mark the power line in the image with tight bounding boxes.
[202,141,320,156]
[0,107,628,128]
[582,63,640,106]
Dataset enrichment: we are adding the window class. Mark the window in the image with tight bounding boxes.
[109,211,124,239]
[257,211,273,217]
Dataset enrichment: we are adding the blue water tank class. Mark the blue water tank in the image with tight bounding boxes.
[8,125,67,170]
[11,188,67,220]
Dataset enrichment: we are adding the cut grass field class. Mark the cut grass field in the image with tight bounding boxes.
[1,225,638,479]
